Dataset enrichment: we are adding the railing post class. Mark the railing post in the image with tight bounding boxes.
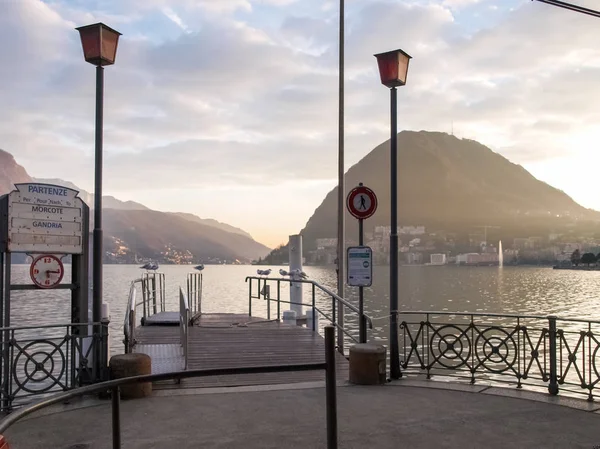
[151,274,157,315]
[312,284,316,332]
[277,280,281,321]
[248,278,253,317]
[100,318,110,381]
[548,316,559,395]
[111,386,121,449]
[324,326,338,449]
[267,284,271,320]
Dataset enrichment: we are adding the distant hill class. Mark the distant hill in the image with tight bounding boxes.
[266,131,600,260]
[1,151,270,263]
[34,178,150,211]
[0,149,31,192]
[169,212,253,239]
[104,209,270,262]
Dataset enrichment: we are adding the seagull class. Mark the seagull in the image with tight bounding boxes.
[289,269,308,279]
[148,263,159,271]
[140,262,153,270]
[194,264,205,271]
[263,269,272,276]
[279,269,290,277]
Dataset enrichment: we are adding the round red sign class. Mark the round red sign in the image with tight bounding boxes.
[347,185,377,220]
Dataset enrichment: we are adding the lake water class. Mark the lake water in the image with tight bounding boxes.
[5,264,600,354]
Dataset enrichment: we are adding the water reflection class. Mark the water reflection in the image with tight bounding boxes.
[5,264,600,354]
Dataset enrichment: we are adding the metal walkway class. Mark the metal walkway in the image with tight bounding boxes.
[134,313,349,389]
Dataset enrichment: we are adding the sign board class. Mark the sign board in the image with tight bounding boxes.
[347,185,377,220]
[347,246,373,287]
[4,183,84,254]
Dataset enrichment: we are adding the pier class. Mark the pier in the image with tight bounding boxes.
[123,272,355,390]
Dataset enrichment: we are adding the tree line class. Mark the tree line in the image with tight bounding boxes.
[570,249,600,266]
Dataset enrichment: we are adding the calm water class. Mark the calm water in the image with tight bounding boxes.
[5,264,600,354]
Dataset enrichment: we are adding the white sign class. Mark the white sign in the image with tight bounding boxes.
[347,246,373,287]
[6,183,85,254]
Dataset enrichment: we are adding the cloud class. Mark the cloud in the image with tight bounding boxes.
[1,0,600,244]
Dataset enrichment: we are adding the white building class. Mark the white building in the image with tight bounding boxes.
[430,254,447,265]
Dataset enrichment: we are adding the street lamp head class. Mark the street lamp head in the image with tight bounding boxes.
[374,49,412,88]
[76,23,122,66]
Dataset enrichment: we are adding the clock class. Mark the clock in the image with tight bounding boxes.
[30,255,65,289]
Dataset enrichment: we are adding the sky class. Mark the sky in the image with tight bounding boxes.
[0,0,599,248]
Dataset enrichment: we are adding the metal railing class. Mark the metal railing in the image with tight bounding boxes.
[0,326,339,449]
[179,287,190,369]
[245,276,373,354]
[123,279,142,354]
[0,322,109,412]
[397,311,600,400]
[141,272,166,319]
[186,272,202,316]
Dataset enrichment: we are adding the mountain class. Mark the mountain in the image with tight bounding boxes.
[0,149,32,192]
[34,179,255,239]
[270,131,600,257]
[169,212,253,239]
[104,209,270,263]
[33,178,150,211]
[1,151,270,263]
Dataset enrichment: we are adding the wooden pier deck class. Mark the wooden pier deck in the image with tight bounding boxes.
[134,313,349,389]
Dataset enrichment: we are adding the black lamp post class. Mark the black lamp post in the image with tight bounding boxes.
[374,48,412,380]
[76,23,121,329]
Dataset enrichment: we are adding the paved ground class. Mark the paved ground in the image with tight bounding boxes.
[5,382,600,448]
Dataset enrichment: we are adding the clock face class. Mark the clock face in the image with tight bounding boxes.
[30,255,64,289]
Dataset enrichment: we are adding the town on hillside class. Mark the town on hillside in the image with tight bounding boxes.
[261,224,600,267]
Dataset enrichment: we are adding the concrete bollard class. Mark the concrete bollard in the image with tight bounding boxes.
[282,310,297,326]
[349,344,387,385]
[109,353,152,399]
[306,308,319,331]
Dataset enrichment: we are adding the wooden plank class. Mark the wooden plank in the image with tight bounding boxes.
[134,313,348,389]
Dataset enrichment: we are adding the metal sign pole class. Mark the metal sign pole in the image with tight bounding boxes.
[358,219,366,344]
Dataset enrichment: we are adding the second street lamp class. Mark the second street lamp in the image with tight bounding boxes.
[76,23,121,336]
[374,48,412,380]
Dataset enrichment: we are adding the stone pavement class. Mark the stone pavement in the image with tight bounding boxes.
[5,381,600,448]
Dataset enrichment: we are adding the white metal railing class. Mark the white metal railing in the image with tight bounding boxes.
[123,279,142,353]
[179,287,190,369]
[186,272,202,315]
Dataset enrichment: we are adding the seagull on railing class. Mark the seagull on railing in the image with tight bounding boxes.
[256,269,272,277]
[140,262,159,271]
[279,269,290,277]
[289,269,308,279]
[194,264,205,271]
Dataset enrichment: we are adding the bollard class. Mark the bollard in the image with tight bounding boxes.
[109,353,152,399]
[349,344,386,385]
[282,310,297,326]
[306,308,319,332]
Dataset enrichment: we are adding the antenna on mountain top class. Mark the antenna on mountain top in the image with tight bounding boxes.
[451,121,454,136]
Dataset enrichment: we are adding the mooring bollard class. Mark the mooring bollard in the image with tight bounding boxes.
[349,344,386,385]
[109,353,152,399]
[282,310,297,326]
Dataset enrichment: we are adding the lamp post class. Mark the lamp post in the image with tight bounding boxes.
[374,48,412,380]
[76,23,121,331]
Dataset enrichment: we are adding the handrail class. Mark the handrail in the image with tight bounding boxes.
[123,279,142,353]
[179,287,190,369]
[244,276,374,328]
[0,326,339,449]
[396,310,600,400]
[0,321,108,332]
[396,310,600,325]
